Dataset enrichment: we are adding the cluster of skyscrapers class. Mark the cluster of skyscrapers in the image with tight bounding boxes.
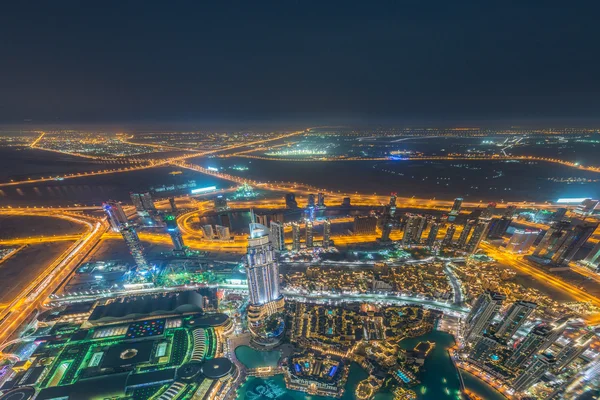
[463,290,595,394]
[104,191,189,272]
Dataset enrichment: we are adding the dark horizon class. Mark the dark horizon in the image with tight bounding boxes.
[1,1,600,125]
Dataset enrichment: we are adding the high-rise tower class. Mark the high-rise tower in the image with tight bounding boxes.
[164,214,185,253]
[449,198,463,221]
[292,221,301,251]
[245,222,285,346]
[270,221,285,252]
[464,219,490,253]
[103,200,128,231]
[323,218,331,249]
[305,220,314,247]
[457,220,475,248]
[120,225,149,269]
[464,291,505,342]
[442,224,456,248]
[426,222,440,248]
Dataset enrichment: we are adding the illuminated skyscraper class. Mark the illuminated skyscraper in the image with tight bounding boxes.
[285,193,298,209]
[245,221,285,345]
[103,200,128,231]
[389,193,397,216]
[307,194,316,208]
[130,191,156,216]
[574,199,599,217]
[464,219,490,253]
[448,197,463,221]
[495,300,537,340]
[554,331,595,372]
[305,219,314,247]
[532,220,571,259]
[442,224,456,248]
[486,216,512,239]
[481,202,497,219]
[317,192,326,208]
[464,291,505,342]
[292,221,301,251]
[426,222,440,248]
[583,240,600,268]
[164,214,185,252]
[457,220,475,249]
[380,208,393,242]
[551,221,598,266]
[506,229,539,253]
[323,218,331,249]
[270,221,284,251]
[552,207,567,221]
[513,353,555,392]
[120,225,149,269]
[505,324,552,369]
[401,214,426,247]
[168,197,177,213]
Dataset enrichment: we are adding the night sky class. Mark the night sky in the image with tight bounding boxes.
[1,1,599,126]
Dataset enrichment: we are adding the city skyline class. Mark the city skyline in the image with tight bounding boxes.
[0,3,599,400]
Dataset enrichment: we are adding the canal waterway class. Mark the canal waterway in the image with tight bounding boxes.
[234,330,506,400]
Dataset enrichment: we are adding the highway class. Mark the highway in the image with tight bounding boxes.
[0,212,109,345]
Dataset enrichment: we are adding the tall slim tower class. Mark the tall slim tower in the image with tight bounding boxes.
[457,220,475,248]
[464,291,505,342]
[402,214,426,247]
[168,197,177,213]
[270,221,285,252]
[465,219,490,253]
[551,221,598,266]
[495,300,537,340]
[103,200,128,231]
[292,221,301,251]
[120,225,149,269]
[426,222,440,248]
[380,207,393,242]
[245,222,285,346]
[164,214,185,253]
[532,221,572,259]
[305,219,314,247]
[449,197,463,221]
[323,218,331,249]
[317,192,326,208]
[442,224,456,248]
